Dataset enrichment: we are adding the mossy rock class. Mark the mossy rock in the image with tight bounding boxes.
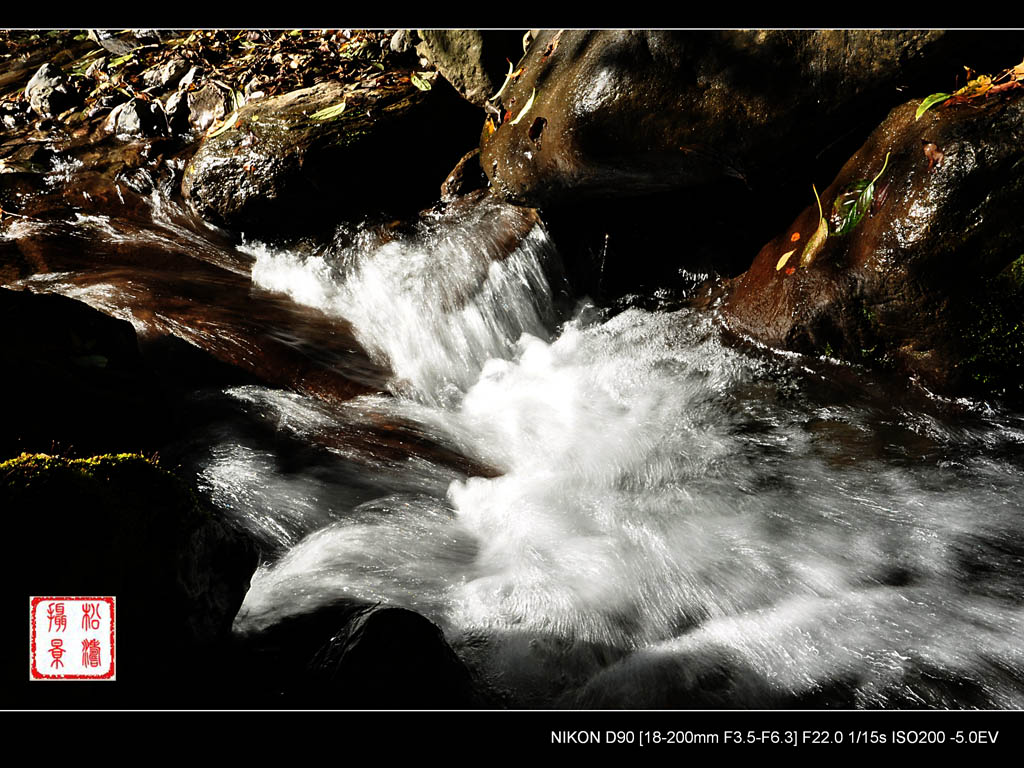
[182,74,481,235]
[1,452,257,703]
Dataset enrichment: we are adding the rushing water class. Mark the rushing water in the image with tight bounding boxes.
[6,189,1024,708]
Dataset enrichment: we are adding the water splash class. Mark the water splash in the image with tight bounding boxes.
[230,303,1024,707]
[246,198,561,406]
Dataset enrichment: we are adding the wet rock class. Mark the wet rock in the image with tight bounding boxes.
[0,102,27,130]
[441,147,487,200]
[182,76,481,235]
[721,94,1024,399]
[24,62,79,119]
[104,97,167,138]
[415,30,526,107]
[235,600,483,708]
[187,81,234,133]
[481,30,1024,209]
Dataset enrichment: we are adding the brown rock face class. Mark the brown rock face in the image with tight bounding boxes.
[721,95,1024,398]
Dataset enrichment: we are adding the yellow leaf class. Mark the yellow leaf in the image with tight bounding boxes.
[489,60,516,102]
[800,184,829,268]
[510,88,536,126]
[776,249,796,271]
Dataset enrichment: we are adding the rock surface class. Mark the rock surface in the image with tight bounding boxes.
[480,30,1024,209]
[25,62,79,119]
[721,93,1024,398]
[235,600,484,707]
[182,75,480,234]
[0,452,258,707]
[415,30,525,107]
[104,97,167,137]
[440,147,487,200]
[186,81,233,133]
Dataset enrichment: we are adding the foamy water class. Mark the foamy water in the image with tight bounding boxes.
[217,202,1024,708]
[245,198,560,406]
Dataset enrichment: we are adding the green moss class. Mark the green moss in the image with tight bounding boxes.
[0,452,208,531]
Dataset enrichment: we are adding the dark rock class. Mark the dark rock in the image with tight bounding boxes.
[415,30,525,107]
[0,287,163,456]
[187,81,234,133]
[86,29,136,56]
[441,147,487,200]
[235,600,483,708]
[0,452,258,706]
[310,605,482,707]
[182,76,481,235]
[163,90,190,133]
[104,97,167,138]
[86,91,129,118]
[721,93,1024,399]
[141,57,189,91]
[480,30,1024,209]
[24,63,79,119]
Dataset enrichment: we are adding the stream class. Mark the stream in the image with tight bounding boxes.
[5,182,1024,709]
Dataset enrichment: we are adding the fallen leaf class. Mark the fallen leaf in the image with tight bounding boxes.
[830,151,890,236]
[800,184,829,268]
[509,87,536,126]
[309,102,347,121]
[207,110,239,138]
[790,232,801,242]
[776,248,796,271]
[489,60,523,103]
[915,92,951,120]
[410,71,433,91]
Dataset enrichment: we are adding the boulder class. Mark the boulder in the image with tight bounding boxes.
[141,57,189,91]
[0,452,258,707]
[24,62,79,119]
[104,97,167,138]
[480,30,1024,209]
[415,30,526,107]
[440,147,487,200]
[182,75,481,234]
[186,81,234,133]
[235,600,483,708]
[721,92,1024,399]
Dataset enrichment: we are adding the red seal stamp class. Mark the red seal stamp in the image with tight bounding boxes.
[30,597,115,680]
